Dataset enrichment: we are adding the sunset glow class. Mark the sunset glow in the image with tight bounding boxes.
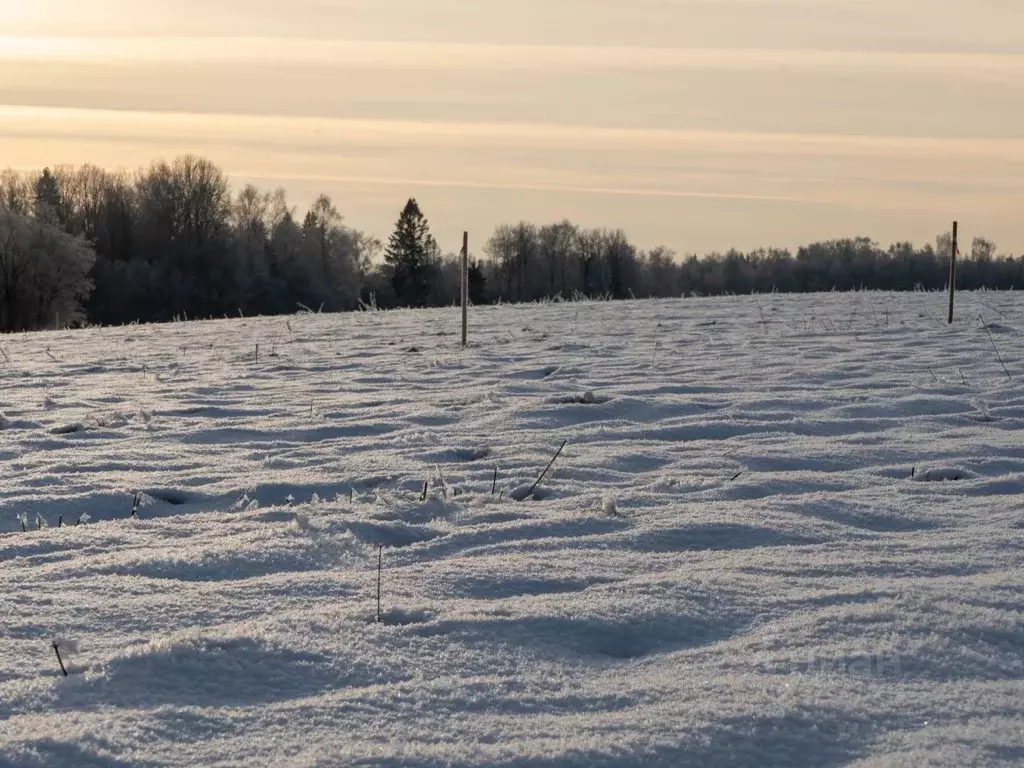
[1,0,1022,251]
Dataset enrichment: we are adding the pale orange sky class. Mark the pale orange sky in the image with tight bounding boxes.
[1,0,1022,253]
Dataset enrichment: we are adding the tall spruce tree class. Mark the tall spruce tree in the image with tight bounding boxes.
[384,198,437,307]
[34,168,64,225]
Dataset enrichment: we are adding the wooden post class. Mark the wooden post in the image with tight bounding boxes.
[461,231,469,348]
[376,545,383,623]
[948,221,958,324]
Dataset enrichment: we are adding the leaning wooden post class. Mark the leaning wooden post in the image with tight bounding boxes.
[948,221,958,324]
[461,231,469,347]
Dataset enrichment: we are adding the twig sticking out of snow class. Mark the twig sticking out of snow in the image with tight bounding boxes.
[228,487,254,511]
[52,642,67,677]
[436,466,448,500]
[528,440,567,499]
[980,317,1012,380]
[492,466,498,495]
[753,297,769,334]
[867,302,880,327]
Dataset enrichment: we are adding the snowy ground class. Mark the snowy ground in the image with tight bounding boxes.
[2,292,1024,767]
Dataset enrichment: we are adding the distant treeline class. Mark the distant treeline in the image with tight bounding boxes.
[0,155,1019,332]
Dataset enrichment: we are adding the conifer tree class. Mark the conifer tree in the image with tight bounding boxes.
[384,198,437,306]
[34,168,64,225]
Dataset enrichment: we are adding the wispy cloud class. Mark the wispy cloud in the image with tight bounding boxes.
[3,105,1022,159]
[2,36,1023,77]
[3,105,1021,225]
[234,170,807,204]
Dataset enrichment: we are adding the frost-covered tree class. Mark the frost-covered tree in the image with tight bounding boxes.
[0,158,386,324]
[538,220,578,297]
[231,185,273,315]
[0,210,95,331]
[133,155,233,319]
[299,194,366,311]
[971,237,996,263]
[0,170,32,216]
[484,223,518,298]
[267,188,304,311]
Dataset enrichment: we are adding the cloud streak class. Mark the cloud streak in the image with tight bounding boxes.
[3,105,1023,160]
[2,36,1023,77]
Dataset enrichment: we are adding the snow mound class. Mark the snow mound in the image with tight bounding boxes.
[913,467,979,482]
[79,634,388,708]
[554,390,610,405]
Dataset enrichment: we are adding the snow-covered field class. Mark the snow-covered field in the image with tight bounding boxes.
[2,292,1024,767]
